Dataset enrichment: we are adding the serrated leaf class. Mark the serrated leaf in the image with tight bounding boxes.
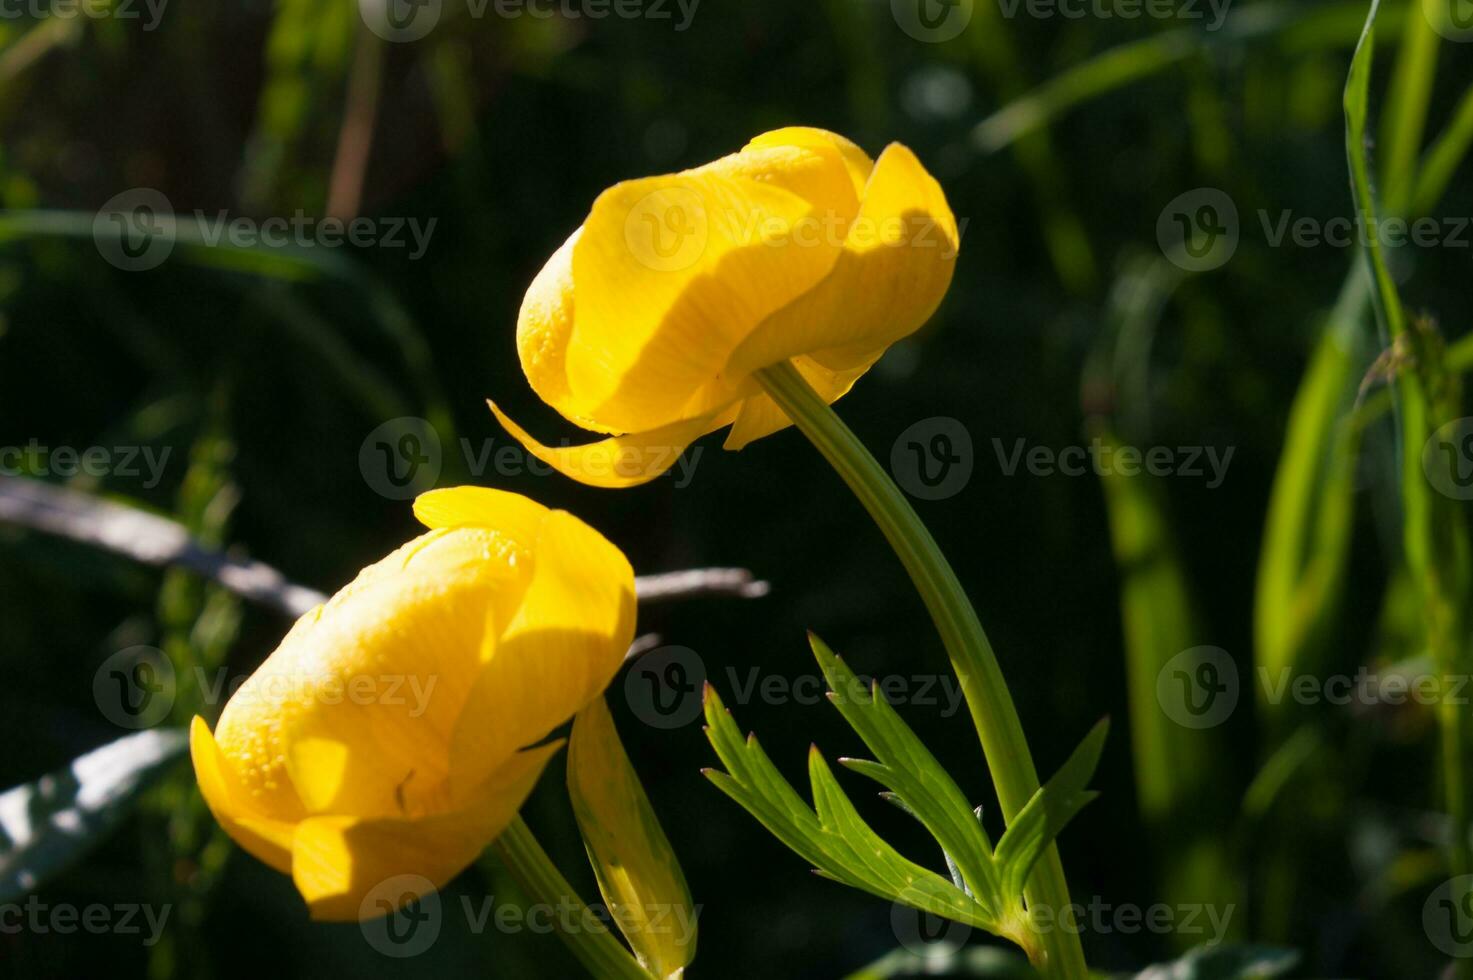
[701,686,999,934]
[1131,943,1300,979]
[994,719,1109,901]
[0,729,187,902]
[568,697,696,979]
[810,634,1002,914]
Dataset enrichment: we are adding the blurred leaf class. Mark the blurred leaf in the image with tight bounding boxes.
[568,696,696,979]
[845,945,1040,980]
[0,728,187,902]
[1130,944,1299,979]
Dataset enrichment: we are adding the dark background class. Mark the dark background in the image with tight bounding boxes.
[2,0,1471,976]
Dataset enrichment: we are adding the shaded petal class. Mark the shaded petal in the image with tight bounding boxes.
[449,510,636,798]
[721,354,878,451]
[490,400,720,489]
[566,169,846,431]
[290,741,560,922]
[190,716,297,873]
[726,143,958,380]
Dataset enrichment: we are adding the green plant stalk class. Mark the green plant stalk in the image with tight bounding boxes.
[492,817,650,980]
[755,360,1087,980]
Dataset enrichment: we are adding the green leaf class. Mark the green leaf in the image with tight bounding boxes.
[701,686,1005,938]
[568,697,696,979]
[0,729,187,902]
[993,720,1108,901]
[809,633,1002,914]
[1130,944,1300,979]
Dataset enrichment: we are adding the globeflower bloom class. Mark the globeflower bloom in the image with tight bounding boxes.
[492,126,958,487]
[189,487,636,920]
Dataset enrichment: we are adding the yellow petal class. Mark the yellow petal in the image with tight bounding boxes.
[449,509,635,797]
[216,529,526,822]
[514,229,621,434]
[740,127,874,198]
[291,741,560,921]
[489,399,719,489]
[190,717,297,873]
[726,142,958,380]
[722,354,878,451]
[568,698,697,976]
[413,485,549,540]
[565,169,846,432]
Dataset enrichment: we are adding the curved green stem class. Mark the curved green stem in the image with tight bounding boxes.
[492,816,650,980]
[755,360,1088,980]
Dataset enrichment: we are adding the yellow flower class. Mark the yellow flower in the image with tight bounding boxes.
[492,126,958,487]
[189,487,636,921]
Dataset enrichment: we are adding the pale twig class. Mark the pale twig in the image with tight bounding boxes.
[0,476,769,616]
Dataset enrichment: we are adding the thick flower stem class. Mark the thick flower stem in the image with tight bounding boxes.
[755,360,1088,980]
[492,816,650,980]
